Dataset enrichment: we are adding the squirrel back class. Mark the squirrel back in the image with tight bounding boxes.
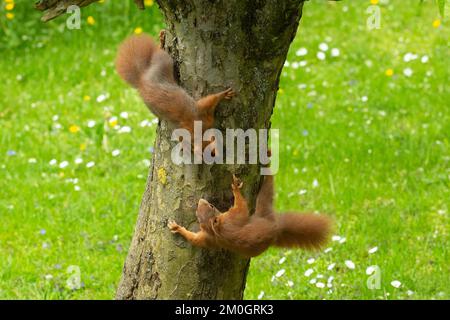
[215,215,278,258]
[115,34,197,128]
[115,32,235,134]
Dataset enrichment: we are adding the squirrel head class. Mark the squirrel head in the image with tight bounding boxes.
[196,199,221,231]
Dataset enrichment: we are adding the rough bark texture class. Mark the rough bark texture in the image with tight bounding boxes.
[35,0,100,21]
[115,0,305,300]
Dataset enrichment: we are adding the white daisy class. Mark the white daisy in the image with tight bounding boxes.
[331,48,340,57]
[112,149,121,157]
[59,161,69,169]
[317,51,326,60]
[96,93,108,103]
[86,161,95,168]
[304,268,314,277]
[368,246,378,254]
[312,179,319,188]
[332,235,341,242]
[403,68,413,77]
[140,119,150,127]
[118,126,132,133]
[319,43,329,51]
[296,48,308,56]
[316,282,325,288]
[345,260,355,269]
[275,269,285,277]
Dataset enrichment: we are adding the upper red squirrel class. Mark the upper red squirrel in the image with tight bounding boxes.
[168,174,332,258]
[115,31,235,137]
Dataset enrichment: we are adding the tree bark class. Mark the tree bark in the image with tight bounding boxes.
[35,0,100,21]
[115,0,305,300]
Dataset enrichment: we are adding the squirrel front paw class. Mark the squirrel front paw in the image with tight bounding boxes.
[231,174,243,190]
[223,88,235,100]
[168,220,181,233]
[159,30,166,49]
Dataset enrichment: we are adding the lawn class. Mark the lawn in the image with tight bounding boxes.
[0,0,448,299]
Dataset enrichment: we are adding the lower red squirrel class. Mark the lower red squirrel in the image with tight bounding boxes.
[168,174,332,258]
[115,31,235,138]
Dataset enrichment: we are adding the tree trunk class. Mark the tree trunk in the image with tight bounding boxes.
[116,0,305,299]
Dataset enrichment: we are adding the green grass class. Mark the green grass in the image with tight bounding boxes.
[0,0,448,299]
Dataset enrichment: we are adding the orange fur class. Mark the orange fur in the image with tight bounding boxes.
[168,175,333,258]
[115,32,235,137]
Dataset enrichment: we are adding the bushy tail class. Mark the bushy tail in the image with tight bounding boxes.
[115,34,157,88]
[274,213,332,250]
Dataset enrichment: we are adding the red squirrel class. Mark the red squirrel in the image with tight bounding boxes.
[115,31,235,139]
[168,174,332,258]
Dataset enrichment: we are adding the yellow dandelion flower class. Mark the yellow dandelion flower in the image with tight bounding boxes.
[83,95,91,102]
[432,19,441,28]
[134,27,143,35]
[80,143,87,151]
[6,12,14,20]
[69,125,80,133]
[87,16,95,25]
[109,118,118,127]
[385,68,394,77]
[59,172,65,178]
[5,0,14,3]
[158,167,167,185]
[370,0,379,5]
[5,3,14,10]
[144,0,154,7]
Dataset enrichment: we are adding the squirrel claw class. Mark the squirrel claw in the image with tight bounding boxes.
[232,174,243,190]
[168,220,180,233]
[159,30,166,49]
[224,88,235,100]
